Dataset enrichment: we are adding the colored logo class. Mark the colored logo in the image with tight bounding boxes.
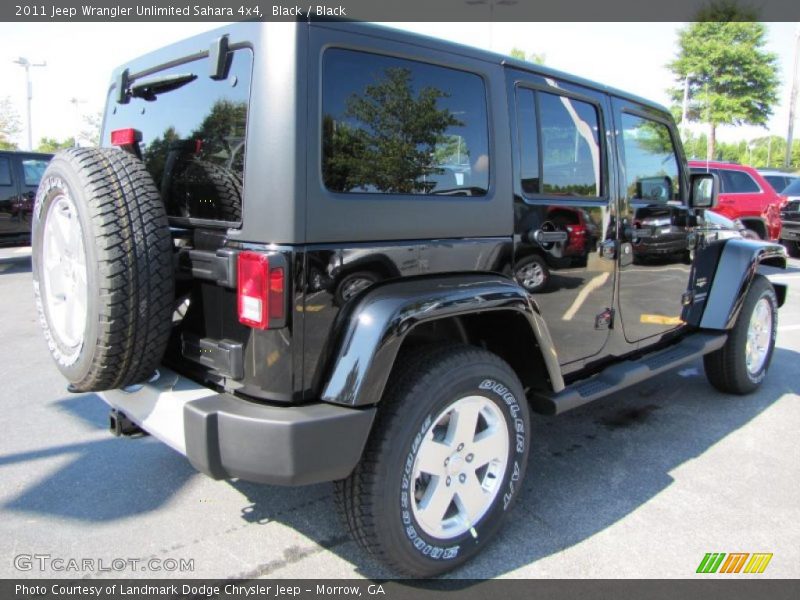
[696,552,773,574]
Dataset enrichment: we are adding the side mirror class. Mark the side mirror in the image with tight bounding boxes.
[689,172,718,209]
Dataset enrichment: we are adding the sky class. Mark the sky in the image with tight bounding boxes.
[0,21,797,149]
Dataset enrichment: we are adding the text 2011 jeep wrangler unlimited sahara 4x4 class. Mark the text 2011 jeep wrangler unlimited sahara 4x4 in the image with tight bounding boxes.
[31,21,787,576]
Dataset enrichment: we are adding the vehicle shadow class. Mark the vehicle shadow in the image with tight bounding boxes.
[227,345,798,579]
[1,349,795,578]
[1,393,197,521]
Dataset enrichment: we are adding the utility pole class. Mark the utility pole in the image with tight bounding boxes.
[786,27,800,168]
[465,0,518,51]
[12,57,46,151]
[69,98,86,147]
[681,75,692,149]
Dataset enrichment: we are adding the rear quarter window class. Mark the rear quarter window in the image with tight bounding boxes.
[321,48,490,197]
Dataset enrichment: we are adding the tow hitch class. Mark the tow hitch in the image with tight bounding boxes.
[109,409,146,437]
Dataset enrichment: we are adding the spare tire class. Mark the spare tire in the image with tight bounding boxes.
[32,148,174,392]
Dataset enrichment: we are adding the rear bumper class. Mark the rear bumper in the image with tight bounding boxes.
[100,368,376,486]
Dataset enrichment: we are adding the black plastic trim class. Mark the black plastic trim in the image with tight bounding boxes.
[699,239,787,330]
[184,394,376,485]
[181,334,244,380]
[531,332,727,415]
[318,273,564,407]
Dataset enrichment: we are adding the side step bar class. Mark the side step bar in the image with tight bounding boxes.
[531,332,727,415]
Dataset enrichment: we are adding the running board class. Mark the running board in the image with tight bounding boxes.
[531,332,727,415]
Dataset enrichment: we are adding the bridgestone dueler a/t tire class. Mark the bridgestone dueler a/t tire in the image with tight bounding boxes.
[334,345,531,577]
[32,148,174,392]
[703,275,777,395]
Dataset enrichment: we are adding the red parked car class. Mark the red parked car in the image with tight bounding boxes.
[689,160,785,241]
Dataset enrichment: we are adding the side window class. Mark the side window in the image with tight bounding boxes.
[621,113,681,203]
[539,92,602,197]
[322,49,489,196]
[22,159,49,187]
[516,88,540,195]
[720,170,760,194]
[515,88,602,198]
[0,157,12,186]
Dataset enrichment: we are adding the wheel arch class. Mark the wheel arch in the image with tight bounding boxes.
[698,239,787,330]
[316,273,564,407]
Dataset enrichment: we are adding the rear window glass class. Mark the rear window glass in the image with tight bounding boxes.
[105,49,252,225]
[0,158,11,186]
[719,170,760,194]
[783,179,800,196]
[22,159,49,186]
[322,49,489,196]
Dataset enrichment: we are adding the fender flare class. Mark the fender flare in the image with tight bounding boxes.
[317,273,564,407]
[699,239,787,330]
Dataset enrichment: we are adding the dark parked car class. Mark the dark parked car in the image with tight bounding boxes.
[779,178,800,256]
[31,22,787,576]
[0,150,52,245]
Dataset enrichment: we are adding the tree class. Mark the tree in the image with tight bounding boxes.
[509,47,546,65]
[79,111,103,147]
[668,20,779,161]
[323,67,463,194]
[0,97,21,150]
[36,137,75,153]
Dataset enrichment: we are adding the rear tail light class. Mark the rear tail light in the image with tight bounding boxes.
[237,251,285,329]
[110,128,142,146]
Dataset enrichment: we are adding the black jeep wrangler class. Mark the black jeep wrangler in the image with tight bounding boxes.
[31,21,787,576]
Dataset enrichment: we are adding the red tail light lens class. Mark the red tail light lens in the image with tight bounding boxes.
[237,252,285,329]
[238,252,269,329]
[110,128,141,146]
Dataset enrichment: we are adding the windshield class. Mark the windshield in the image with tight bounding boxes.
[782,178,800,196]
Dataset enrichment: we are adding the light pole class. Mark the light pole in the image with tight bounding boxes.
[785,26,800,168]
[69,98,86,147]
[680,74,693,149]
[12,57,46,151]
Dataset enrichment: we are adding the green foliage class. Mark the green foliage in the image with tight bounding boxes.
[680,130,800,170]
[509,47,546,65]
[0,97,21,150]
[36,136,75,153]
[668,21,779,159]
[323,67,463,194]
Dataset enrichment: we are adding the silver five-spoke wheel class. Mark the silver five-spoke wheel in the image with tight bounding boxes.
[42,194,88,352]
[411,395,509,540]
[745,297,772,376]
[517,262,545,290]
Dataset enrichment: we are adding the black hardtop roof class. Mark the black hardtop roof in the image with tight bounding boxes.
[112,20,671,116]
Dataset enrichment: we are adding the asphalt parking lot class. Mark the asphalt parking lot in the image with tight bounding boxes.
[0,245,798,579]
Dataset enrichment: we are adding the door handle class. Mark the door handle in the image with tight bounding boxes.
[529,229,568,244]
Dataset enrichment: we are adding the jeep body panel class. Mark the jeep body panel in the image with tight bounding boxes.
[317,273,564,407]
[697,238,787,330]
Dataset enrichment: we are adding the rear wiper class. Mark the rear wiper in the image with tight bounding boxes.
[129,73,197,101]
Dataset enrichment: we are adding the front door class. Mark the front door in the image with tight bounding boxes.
[612,98,694,343]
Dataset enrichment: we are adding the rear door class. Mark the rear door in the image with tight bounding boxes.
[612,98,693,344]
[507,70,616,366]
